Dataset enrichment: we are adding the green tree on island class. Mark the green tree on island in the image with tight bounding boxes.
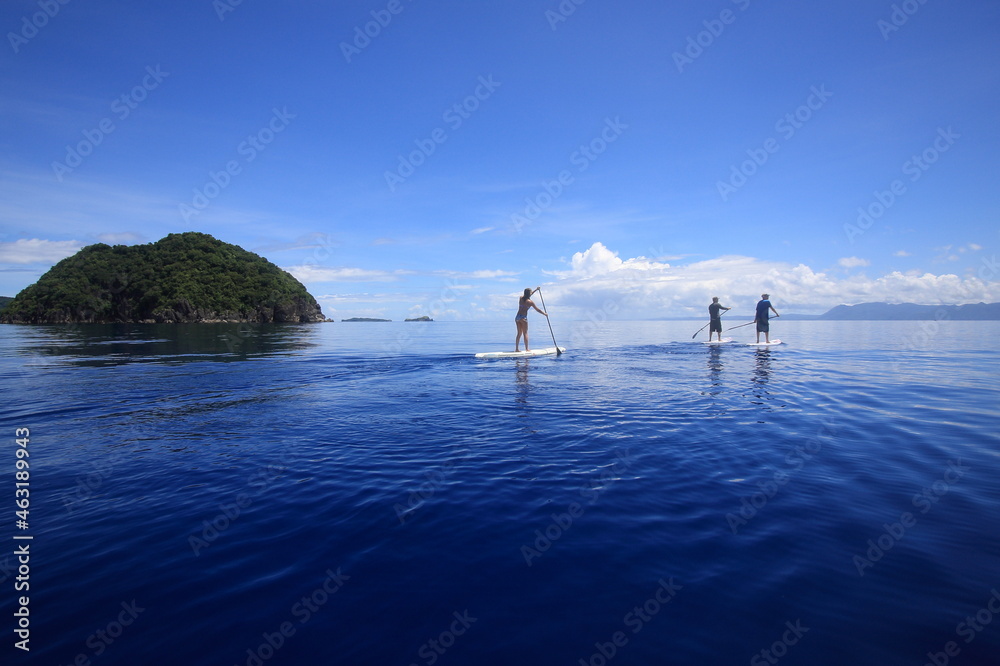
[1,232,326,324]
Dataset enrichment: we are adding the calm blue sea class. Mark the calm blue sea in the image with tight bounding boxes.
[2,320,999,666]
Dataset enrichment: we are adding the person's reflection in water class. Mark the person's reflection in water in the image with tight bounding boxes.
[706,346,724,396]
[749,349,776,413]
[514,358,530,394]
[512,359,537,434]
[753,348,773,387]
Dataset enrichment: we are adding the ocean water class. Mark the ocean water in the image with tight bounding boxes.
[2,320,999,666]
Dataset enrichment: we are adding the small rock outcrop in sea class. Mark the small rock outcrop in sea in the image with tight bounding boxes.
[404,316,433,322]
[0,232,326,324]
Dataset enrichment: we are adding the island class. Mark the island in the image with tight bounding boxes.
[341,317,391,322]
[0,232,326,324]
[404,316,433,322]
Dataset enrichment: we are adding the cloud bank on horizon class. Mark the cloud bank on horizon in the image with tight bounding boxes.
[525,242,1000,319]
[1,1,997,320]
[289,240,998,321]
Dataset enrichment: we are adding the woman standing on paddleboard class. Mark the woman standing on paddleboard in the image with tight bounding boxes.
[515,287,548,352]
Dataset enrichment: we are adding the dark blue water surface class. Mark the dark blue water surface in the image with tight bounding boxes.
[2,320,999,665]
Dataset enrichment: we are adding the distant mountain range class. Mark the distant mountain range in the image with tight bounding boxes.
[783,302,1000,321]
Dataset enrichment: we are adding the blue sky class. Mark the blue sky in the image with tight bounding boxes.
[1,0,998,319]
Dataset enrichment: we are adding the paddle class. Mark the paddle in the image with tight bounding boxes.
[692,309,727,339]
[535,287,561,355]
[725,321,757,332]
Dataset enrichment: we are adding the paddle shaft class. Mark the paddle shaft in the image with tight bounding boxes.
[535,288,561,355]
[726,314,778,332]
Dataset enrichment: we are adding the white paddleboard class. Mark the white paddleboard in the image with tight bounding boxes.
[700,338,732,345]
[475,346,565,359]
[746,339,782,347]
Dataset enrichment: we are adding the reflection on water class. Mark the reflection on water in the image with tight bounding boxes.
[748,348,781,413]
[1,321,999,664]
[514,358,531,390]
[706,346,724,372]
[8,323,321,366]
[512,358,535,432]
[704,346,725,397]
[752,348,773,386]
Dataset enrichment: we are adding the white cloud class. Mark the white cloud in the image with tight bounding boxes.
[838,256,870,268]
[0,239,82,264]
[933,243,982,262]
[548,241,674,280]
[569,241,623,277]
[893,250,911,257]
[316,292,408,304]
[533,242,1000,317]
[97,232,145,245]
[444,269,518,280]
[254,233,338,254]
[287,265,409,283]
